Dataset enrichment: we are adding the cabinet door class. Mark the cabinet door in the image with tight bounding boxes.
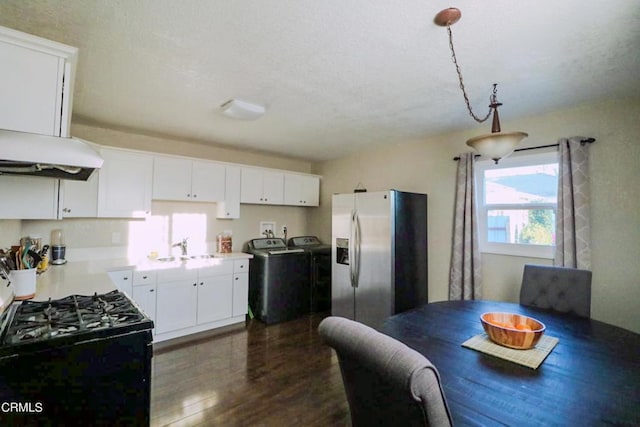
[0,176,59,219]
[232,273,249,317]
[197,275,233,324]
[283,174,304,205]
[107,270,133,297]
[97,148,153,218]
[132,284,157,324]
[0,39,64,136]
[191,161,225,202]
[240,168,263,203]
[262,171,284,204]
[217,165,241,219]
[284,174,319,206]
[60,172,98,217]
[301,175,320,206]
[152,156,192,201]
[156,280,198,334]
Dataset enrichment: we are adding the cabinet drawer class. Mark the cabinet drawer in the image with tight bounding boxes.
[107,269,132,296]
[198,261,234,278]
[107,270,132,283]
[233,259,249,273]
[133,270,156,286]
[156,267,197,283]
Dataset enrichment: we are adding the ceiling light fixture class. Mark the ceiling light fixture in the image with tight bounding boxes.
[220,99,266,120]
[435,7,527,164]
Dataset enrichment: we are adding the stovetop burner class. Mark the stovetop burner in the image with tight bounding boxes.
[1,290,151,347]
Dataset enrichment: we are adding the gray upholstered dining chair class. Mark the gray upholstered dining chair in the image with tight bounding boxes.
[520,264,592,318]
[318,316,453,427]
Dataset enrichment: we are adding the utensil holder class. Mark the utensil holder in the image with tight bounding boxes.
[10,269,37,300]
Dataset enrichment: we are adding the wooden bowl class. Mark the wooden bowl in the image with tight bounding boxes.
[480,312,546,350]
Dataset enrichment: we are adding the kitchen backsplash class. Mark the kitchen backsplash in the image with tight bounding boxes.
[4,201,307,261]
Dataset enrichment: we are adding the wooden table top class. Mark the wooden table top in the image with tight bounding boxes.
[381,300,640,426]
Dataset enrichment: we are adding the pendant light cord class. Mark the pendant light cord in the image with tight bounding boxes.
[447,26,492,123]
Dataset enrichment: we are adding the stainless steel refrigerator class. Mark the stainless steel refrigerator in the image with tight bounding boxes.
[331,190,427,329]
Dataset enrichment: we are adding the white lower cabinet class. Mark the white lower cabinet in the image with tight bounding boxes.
[232,260,249,316]
[197,275,233,324]
[107,269,132,297]
[156,279,198,334]
[131,270,157,330]
[110,258,250,342]
[132,284,157,325]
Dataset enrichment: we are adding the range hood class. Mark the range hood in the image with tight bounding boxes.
[0,129,103,181]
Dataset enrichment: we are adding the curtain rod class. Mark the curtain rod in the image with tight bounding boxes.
[452,137,596,161]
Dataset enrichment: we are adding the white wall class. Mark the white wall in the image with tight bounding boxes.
[309,98,640,333]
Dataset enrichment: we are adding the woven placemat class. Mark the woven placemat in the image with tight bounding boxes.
[462,333,559,369]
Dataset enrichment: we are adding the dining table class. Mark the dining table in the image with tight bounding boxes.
[381,300,640,426]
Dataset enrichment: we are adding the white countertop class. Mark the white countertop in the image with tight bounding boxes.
[32,252,253,301]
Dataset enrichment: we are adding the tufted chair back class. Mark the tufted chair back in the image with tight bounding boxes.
[318,316,453,427]
[520,264,592,318]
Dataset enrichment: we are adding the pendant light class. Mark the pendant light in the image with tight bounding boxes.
[435,7,527,164]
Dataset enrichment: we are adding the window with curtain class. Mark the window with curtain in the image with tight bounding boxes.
[475,151,559,258]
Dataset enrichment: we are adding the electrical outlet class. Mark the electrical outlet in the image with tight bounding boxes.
[259,221,276,238]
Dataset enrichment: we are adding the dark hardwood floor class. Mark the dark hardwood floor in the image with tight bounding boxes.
[150,313,350,426]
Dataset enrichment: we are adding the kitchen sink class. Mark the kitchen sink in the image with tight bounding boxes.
[154,254,217,262]
[186,254,217,260]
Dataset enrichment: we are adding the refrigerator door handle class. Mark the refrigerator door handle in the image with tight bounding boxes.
[350,209,356,287]
[349,209,358,288]
[353,210,361,288]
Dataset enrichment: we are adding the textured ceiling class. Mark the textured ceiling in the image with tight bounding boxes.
[1,1,639,161]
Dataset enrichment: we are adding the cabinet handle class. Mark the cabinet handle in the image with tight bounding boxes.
[187,193,191,198]
[193,283,197,287]
[193,194,197,198]
[142,275,148,279]
[235,277,239,281]
[123,277,129,280]
[200,282,204,286]
[150,289,154,292]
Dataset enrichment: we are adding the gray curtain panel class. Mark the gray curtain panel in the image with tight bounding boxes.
[554,137,592,269]
[449,152,482,300]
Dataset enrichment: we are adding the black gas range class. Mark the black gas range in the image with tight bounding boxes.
[0,290,154,426]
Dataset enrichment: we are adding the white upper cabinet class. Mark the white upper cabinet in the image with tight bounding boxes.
[0,176,59,219]
[191,160,225,202]
[152,156,225,203]
[60,172,99,218]
[0,26,77,137]
[97,147,153,218]
[283,174,320,206]
[152,157,191,201]
[216,165,241,219]
[240,168,284,205]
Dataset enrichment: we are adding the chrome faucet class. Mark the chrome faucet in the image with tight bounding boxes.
[172,238,188,256]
